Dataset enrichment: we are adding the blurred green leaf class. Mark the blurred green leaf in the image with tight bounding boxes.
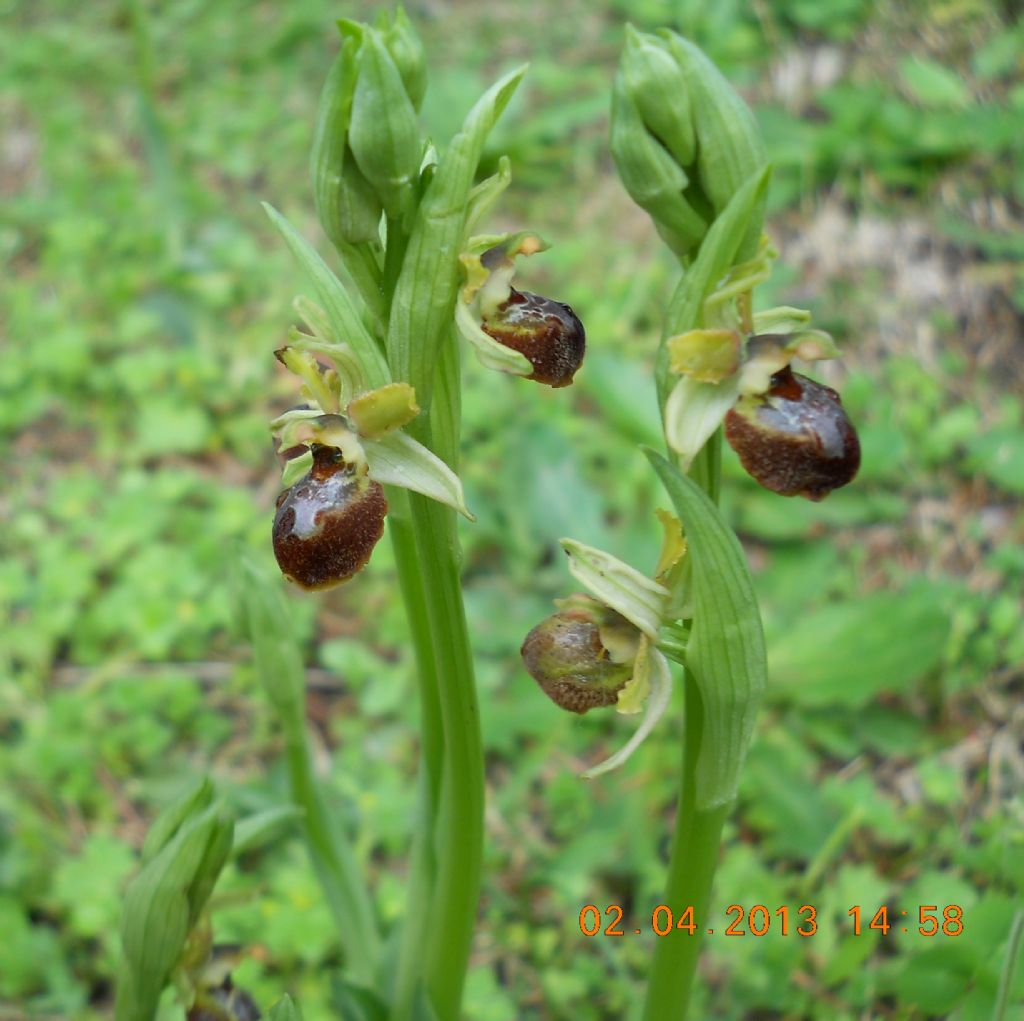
[965,428,1024,495]
[900,57,971,110]
[767,588,951,707]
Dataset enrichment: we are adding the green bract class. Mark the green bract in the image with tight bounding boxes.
[645,451,767,808]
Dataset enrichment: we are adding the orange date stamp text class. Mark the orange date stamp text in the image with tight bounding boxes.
[578,904,964,938]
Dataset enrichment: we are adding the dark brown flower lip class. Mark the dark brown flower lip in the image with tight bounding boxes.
[724,368,860,501]
[520,609,632,714]
[272,447,387,590]
[481,289,586,388]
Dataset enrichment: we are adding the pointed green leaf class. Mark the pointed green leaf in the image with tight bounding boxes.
[663,166,771,338]
[263,203,390,389]
[364,430,474,519]
[268,994,304,1021]
[140,777,213,864]
[465,155,512,235]
[232,805,303,857]
[118,804,233,1021]
[645,450,766,809]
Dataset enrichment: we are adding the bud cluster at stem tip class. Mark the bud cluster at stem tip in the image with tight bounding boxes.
[610,26,767,263]
[311,8,427,245]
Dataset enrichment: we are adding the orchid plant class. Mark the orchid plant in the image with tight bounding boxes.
[114,13,859,1021]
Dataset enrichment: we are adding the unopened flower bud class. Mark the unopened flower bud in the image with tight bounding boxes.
[611,28,767,262]
[610,74,707,259]
[724,367,860,501]
[620,27,695,165]
[521,599,640,714]
[310,46,383,246]
[381,7,427,112]
[481,289,585,388]
[663,32,767,261]
[272,444,387,589]
[347,28,423,219]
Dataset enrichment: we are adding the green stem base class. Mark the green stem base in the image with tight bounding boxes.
[642,673,730,1021]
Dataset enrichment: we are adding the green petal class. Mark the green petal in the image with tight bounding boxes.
[582,646,673,779]
[559,539,669,638]
[364,430,474,520]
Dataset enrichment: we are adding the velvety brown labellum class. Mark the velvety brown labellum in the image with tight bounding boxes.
[481,289,586,388]
[724,367,860,501]
[272,445,387,590]
[521,609,632,714]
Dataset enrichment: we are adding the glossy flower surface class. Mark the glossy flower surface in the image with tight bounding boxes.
[481,288,585,388]
[724,367,860,500]
[272,444,387,589]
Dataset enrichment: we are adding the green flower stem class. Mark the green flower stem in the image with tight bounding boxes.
[280,705,380,986]
[237,555,381,988]
[387,498,445,1021]
[382,200,482,1018]
[644,431,725,1018]
[406,478,484,1021]
[642,672,730,1021]
[383,216,412,321]
[687,429,721,506]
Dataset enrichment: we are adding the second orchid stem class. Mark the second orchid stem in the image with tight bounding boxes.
[644,430,727,1018]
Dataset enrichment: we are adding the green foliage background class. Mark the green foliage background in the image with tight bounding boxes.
[2,0,1023,1018]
